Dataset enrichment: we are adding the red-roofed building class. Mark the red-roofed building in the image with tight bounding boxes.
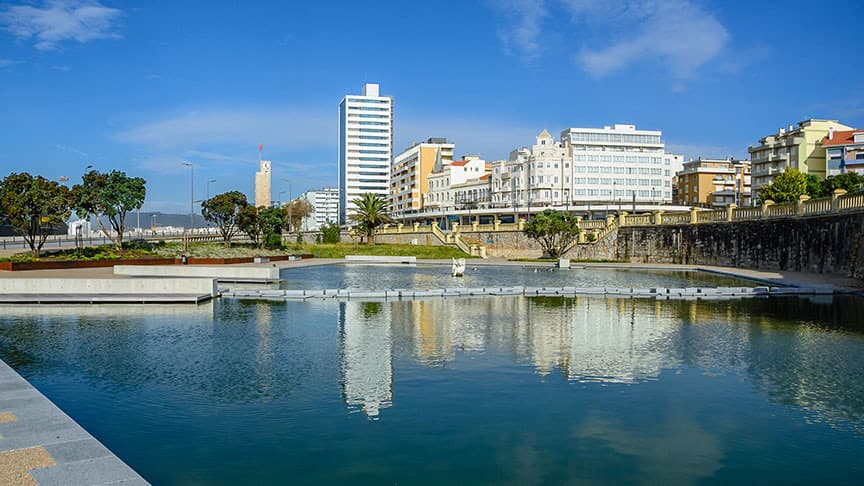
[822,128,864,175]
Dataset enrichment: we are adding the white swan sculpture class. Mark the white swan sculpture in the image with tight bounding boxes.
[451,258,466,277]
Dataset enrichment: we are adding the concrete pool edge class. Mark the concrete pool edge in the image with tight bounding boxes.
[0,358,150,485]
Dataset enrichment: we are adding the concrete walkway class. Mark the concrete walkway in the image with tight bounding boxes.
[0,359,148,485]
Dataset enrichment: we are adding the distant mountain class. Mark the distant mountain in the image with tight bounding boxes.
[86,212,209,230]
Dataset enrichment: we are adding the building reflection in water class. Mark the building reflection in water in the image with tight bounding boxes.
[339,302,393,419]
[338,295,864,431]
[253,302,274,401]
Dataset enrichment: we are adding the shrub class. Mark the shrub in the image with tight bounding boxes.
[265,233,282,250]
[296,232,304,244]
[320,222,341,244]
[123,239,155,251]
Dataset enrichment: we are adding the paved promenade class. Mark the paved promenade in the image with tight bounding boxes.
[0,359,148,485]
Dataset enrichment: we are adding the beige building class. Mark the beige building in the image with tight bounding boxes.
[390,138,454,215]
[677,158,751,207]
[254,160,272,208]
[749,119,854,194]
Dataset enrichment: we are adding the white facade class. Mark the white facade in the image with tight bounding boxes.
[300,187,339,230]
[563,124,673,203]
[338,83,393,224]
[491,130,572,208]
[425,156,490,209]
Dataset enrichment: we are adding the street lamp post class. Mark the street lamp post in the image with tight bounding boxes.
[181,162,194,233]
[206,179,216,200]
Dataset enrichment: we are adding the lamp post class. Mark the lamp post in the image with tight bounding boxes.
[286,181,293,233]
[206,179,216,200]
[181,162,194,232]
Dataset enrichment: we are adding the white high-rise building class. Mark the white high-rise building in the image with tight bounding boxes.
[338,83,393,224]
[300,187,339,230]
[562,124,673,203]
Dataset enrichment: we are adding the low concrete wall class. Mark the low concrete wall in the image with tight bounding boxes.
[345,255,417,264]
[0,277,217,296]
[114,265,280,282]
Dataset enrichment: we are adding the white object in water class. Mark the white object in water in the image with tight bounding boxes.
[452,258,466,277]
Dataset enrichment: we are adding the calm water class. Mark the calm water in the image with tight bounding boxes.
[1,267,863,484]
[278,264,756,290]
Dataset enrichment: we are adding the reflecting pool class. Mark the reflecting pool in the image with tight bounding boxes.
[1,268,863,484]
[279,264,755,290]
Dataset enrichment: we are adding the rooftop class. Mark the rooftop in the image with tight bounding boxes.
[822,130,863,147]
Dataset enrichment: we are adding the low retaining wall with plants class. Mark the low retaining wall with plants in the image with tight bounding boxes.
[0,254,313,271]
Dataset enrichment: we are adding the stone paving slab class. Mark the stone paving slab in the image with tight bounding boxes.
[0,359,149,485]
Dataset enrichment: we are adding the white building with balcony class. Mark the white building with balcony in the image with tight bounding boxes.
[491,129,573,209]
[425,156,489,210]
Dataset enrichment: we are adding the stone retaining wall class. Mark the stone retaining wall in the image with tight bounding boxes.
[617,211,864,278]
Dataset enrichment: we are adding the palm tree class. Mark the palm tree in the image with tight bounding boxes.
[349,193,394,244]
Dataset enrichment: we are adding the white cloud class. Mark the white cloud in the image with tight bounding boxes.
[0,58,23,68]
[1,0,123,51]
[489,0,547,59]
[55,144,88,157]
[51,64,70,71]
[567,0,729,79]
[491,0,728,80]
[114,107,334,149]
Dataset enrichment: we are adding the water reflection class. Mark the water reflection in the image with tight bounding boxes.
[337,295,864,433]
[339,302,393,418]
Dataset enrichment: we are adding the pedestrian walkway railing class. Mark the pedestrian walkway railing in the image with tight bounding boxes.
[373,189,864,245]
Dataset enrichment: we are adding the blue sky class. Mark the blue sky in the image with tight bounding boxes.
[1,0,862,213]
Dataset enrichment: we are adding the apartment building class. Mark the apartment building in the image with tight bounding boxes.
[490,130,572,208]
[338,83,393,223]
[749,119,854,194]
[390,138,454,214]
[300,187,339,230]
[676,158,752,207]
[821,128,864,175]
[425,156,489,210]
[563,124,673,204]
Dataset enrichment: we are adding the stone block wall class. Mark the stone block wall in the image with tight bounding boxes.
[617,212,864,277]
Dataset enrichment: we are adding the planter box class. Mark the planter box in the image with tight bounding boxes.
[0,258,177,271]
[0,254,313,271]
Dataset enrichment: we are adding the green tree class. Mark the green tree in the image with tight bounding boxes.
[0,173,71,258]
[349,193,394,244]
[259,206,284,249]
[71,169,146,250]
[201,191,248,248]
[757,168,808,204]
[281,198,313,232]
[820,173,864,196]
[805,174,822,198]
[523,209,581,258]
[237,205,261,246]
[320,221,341,244]
[238,206,284,249]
